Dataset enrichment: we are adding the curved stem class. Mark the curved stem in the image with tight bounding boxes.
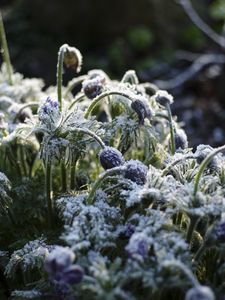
[193,145,225,196]
[57,45,66,111]
[84,91,134,118]
[0,12,13,85]
[193,243,206,262]
[121,70,139,84]
[68,93,85,110]
[186,216,199,244]
[166,103,175,155]
[162,155,195,176]
[67,127,106,149]
[64,76,87,98]
[162,260,199,288]
[86,166,126,205]
[70,160,77,190]
[13,103,39,123]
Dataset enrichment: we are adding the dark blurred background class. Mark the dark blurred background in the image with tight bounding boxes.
[1,0,225,147]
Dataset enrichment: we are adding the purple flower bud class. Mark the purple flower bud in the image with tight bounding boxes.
[82,77,104,99]
[63,44,83,72]
[195,145,219,169]
[45,247,75,279]
[63,265,84,285]
[154,90,173,107]
[124,160,148,185]
[131,98,153,125]
[185,286,215,300]
[99,146,125,170]
[119,224,135,239]
[174,129,188,150]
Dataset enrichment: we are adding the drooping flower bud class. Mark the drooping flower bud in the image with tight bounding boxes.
[99,146,125,170]
[131,96,153,125]
[63,44,82,72]
[124,160,148,185]
[195,144,220,169]
[82,76,104,99]
[185,286,215,300]
[154,90,173,107]
[38,97,61,130]
[174,128,188,150]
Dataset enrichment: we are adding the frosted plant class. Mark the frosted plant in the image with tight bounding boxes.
[5,238,51,278]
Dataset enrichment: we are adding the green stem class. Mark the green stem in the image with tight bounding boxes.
[162,155,195,176]
[0,11,13,85]
[166,103,175,155]
[193,243,206,262]
[86,166,126,205]
[121,70,139,84]
[13,103,38,123]
[84,91,133,118]
[61,162,67,192]
[186,216,199,244]
[70,161,77,190]
[64,127,106,149]
[68,93,85,110]
[19,145,27,177]
[45,161,53,228]
[57,45,66,111]
[193,145,225,196]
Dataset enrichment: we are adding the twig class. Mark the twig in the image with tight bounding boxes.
[178,0,225,49]
[155,53,225,90]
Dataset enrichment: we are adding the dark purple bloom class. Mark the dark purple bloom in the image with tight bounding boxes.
[195,144,219,169]
[124,160,148,185]
[131,98,152,125]
[99,146,125,170]
[82,77,104,99]
[154,90,173,107]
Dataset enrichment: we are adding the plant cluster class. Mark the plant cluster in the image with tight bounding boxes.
[1,13,225,300]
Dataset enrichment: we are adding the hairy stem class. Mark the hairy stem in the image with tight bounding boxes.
[0,12,13,85]
[57,45,66,111]
[166,103,175,155]
[84,91,133,118]
[193,145,225,196]
[86,166,126,205]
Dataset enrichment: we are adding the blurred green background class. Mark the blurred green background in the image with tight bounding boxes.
[1,0,225,147]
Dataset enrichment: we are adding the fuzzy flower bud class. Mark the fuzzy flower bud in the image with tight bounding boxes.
[154,90,173,106]
[63,44,82,72]
[174,128,188,150]
[185,286,215,300]
[82,76,104,100]
[63,265,84,285]
[38,97,61,129]
[125,160,148,185]
[195,144,220,169]
[131,96,153,125]
[126,232,150,260]
[99,146,125,170]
